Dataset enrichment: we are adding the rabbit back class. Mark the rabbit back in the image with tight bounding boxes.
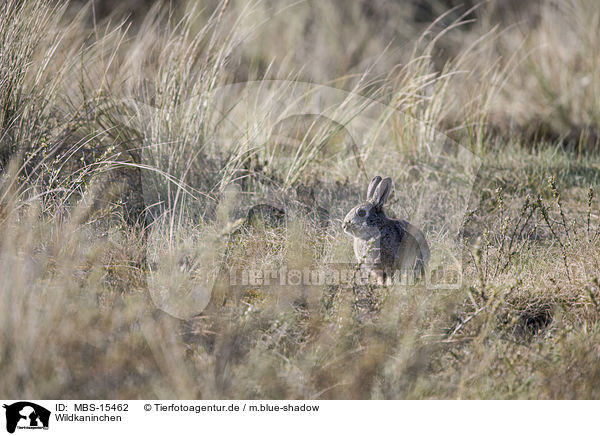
[392,219,429,277]
[362,218,428,279]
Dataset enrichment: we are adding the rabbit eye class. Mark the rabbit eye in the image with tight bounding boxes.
[357,209,366,217]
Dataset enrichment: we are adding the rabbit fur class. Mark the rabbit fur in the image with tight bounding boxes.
[342,176,429,281]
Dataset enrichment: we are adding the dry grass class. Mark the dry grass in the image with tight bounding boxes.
[1,0,600,399]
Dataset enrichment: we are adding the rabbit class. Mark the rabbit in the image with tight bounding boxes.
[342,176,429,282]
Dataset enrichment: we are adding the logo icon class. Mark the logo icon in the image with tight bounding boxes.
[3,402,50,434]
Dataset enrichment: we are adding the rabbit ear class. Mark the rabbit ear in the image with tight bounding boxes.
[372,177,392,208]
[366,176,382,202]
